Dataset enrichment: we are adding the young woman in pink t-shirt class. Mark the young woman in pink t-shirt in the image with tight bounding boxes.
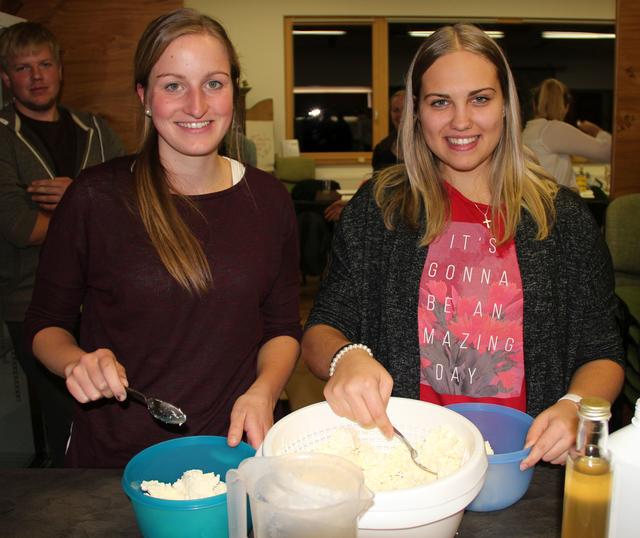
[302,24,623,472]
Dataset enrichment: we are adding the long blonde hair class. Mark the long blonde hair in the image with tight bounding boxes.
[374,23,558,245]
[533,78,571,121]
[133,8,242,294]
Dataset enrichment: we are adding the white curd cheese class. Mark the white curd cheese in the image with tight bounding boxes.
[140,469,227,500]
[313,426,465,492]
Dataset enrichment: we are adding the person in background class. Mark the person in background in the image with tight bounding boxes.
[0,22,124,466]
[323,188,352,222]
[325,91,407,223]
[522,78,611,191]
[25,8,300,468]
[302,24,623,472]
[372,89,406,171]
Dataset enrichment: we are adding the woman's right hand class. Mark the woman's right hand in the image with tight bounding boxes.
[323,350,395,438]
[63,348,129,403]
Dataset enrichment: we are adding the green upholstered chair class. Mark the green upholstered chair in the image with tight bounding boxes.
[274,155,316,192]
[624,320,640,408]
[606,194,640,410]
[606,193,640,317]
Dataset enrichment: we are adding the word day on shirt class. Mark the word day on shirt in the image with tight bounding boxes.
[418,184,526,410]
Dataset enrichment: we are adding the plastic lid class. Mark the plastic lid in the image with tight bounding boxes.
[579,397,611,420]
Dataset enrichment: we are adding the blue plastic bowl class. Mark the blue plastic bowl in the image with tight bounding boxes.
[122,436,255,538]
[446,403,535,512]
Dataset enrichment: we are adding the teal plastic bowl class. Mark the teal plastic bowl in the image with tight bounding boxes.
[122,436,255,538]
[446,403,535,512]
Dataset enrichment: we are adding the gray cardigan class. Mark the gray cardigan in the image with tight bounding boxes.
[0,105,124,321]
[307,181,624,416]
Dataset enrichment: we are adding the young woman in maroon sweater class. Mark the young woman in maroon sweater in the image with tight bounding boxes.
[26,9,300,467]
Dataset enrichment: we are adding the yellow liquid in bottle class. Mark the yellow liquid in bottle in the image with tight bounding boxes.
[561,456,611,538]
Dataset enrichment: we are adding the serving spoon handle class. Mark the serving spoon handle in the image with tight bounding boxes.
[125,387,147,405]
[125,387,187,426]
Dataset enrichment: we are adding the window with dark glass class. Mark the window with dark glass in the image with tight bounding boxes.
[285,18,614,164]
[292,24,373,153]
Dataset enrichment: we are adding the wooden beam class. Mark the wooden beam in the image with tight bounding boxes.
[612,0,640,197]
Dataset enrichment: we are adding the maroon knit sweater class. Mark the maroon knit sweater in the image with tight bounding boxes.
[26,156,301,467]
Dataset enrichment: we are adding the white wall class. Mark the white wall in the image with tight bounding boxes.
[0,11,25,27]
[187,0,615,186]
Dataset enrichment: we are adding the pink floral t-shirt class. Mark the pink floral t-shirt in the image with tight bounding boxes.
[418,183,526,411]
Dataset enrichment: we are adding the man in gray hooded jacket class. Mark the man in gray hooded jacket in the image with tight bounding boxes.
[0,21,124,466]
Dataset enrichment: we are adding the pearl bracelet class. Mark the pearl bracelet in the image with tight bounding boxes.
[328,343,373,377]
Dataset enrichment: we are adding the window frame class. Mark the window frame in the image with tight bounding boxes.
[285,16,615,166]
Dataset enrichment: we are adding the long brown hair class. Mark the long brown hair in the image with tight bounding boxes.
[374,23,558,245]
[133,8,241,294]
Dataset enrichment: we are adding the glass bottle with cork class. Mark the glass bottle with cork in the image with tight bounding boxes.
[561,396,612,538]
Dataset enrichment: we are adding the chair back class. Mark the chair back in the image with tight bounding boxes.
[607,194,640,415]
[274,156,316,192]
[606,193,640,287]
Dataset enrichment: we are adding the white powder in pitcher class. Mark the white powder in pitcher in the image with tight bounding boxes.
[313,426,465,492]
[140,469,227,500]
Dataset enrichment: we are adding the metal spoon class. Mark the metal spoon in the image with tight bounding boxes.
[126,387,187,426]
[393,426,437,475]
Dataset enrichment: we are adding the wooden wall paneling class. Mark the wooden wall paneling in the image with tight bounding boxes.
[246,98,274,123]
[14,0,182,153]
[613,0,640,197]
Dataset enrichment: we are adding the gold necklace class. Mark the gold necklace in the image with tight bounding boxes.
[472,202,492,229]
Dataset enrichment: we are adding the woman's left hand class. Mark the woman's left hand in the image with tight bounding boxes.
[519,400,579,470]
[324,200,347,222]
[576,119,601,137]
[227,387,274,449]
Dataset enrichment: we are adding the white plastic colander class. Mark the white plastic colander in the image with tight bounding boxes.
[260,397,488,538]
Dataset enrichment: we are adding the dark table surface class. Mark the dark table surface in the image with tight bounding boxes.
[0,464,563,537]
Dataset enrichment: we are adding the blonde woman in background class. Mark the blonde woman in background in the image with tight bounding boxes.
[25,8,300,467]
[522,78,611,190]
[302,24,623,472]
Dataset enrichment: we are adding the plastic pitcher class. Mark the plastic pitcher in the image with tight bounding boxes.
[226,453,373,538]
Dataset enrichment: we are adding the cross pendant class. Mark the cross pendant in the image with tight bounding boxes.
[483,217,491,228]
